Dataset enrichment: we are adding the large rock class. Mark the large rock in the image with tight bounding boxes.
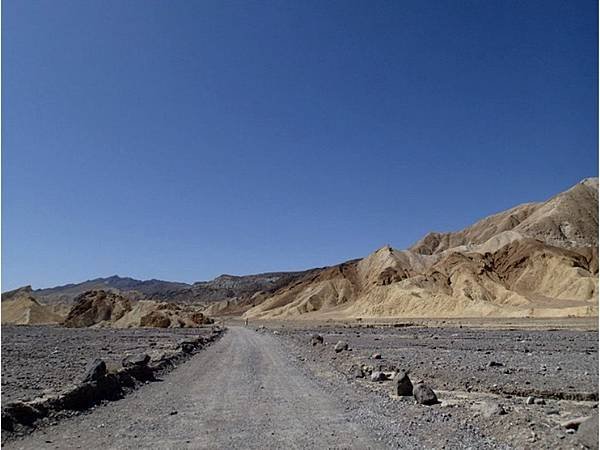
[140,310,171,328]
[392,371,413,396]
[64,290,132,328]
[334,341,348,353]
[413,382,438,405]
[82,359,107,382]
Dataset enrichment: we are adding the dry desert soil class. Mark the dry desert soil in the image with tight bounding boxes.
[1,320,599,449]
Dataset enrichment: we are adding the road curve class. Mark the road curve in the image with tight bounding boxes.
[7,327,381,449]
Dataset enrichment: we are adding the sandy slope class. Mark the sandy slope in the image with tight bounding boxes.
[1,296,64,325]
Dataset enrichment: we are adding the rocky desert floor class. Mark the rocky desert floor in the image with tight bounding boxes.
[1,319,598,449]
[269,319,599,449]
[1,325,214,404]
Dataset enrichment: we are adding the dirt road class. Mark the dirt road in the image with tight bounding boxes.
[6,327,381,449]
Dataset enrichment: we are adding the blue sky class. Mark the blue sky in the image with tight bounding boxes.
[2,0,598,290]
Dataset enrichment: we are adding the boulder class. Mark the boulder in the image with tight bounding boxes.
[413,382,438,405]
[392,371,413,396]
[83,359,107,382]
[371,353,382,359]
[525,396,535,405]
[334,341,348,353]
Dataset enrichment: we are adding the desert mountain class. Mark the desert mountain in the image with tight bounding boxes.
[244,178,599,319]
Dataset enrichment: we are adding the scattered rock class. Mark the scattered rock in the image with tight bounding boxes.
[178,340,196,354]
[310,334,324,346]
[122,354,150,368]
[349,365,364,379]
[370,371,386,382]
[413,382,438,405]
[487,361,504,367]
[392,371,413,396]
[561,415,592,430]
[482,402,507,418]
[334,341,348,353]
[2,401,41,427]
[82,359,107,382]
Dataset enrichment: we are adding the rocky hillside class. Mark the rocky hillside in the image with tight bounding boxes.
[244,178,599,319]
[63,290,214,328]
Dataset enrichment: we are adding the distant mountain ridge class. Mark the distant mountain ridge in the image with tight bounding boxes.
[21,271,314,308]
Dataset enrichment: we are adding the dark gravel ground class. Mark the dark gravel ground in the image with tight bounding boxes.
[1,325,216,404]
[273,323,599,449]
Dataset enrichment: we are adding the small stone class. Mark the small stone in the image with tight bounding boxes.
[169,410,178,416]
[334,341,348,353]
[309,334,323,346]
[350,365,364,378]
[370,371,386,382]
[482,402,507,418]
[561,416,592,430]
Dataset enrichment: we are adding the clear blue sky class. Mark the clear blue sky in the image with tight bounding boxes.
[2,0,598,290]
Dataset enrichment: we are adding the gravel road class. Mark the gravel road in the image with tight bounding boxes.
[6,327,381,449]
